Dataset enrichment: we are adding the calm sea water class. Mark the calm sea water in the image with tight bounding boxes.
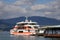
[0,31,60,40]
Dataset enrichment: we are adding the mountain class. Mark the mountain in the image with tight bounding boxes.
[0,16,60,31]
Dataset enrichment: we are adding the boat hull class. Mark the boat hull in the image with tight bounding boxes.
[10,32,35,36]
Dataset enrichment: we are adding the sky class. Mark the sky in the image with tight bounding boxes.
[0,0,60,20]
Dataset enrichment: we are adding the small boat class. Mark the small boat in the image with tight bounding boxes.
[10,17,40,35]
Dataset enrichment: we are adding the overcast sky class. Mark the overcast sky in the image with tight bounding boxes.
[0,0,60,20]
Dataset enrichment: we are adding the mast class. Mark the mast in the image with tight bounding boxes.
[25,16,28,22]
[25,16,32,22]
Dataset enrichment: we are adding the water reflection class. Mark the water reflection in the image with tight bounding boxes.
[10,35,37,40]
[0,32,60,40]
[10,35,54,40]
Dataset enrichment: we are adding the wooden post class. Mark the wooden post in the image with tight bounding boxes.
[52,29,53,34]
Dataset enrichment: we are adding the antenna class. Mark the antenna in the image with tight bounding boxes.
[25,16,28,20]
[25,16,28,22]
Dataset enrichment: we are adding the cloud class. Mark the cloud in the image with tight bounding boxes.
[0,0,36,19]
[0,0,60,20]
[0,0,28,19]
[44,0,60,19]
[30,0,60,20]
[31,4,48,10]
[3,5,27,13]
[13,0,36,6]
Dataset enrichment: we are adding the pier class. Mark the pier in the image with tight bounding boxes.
[38,25,60,38]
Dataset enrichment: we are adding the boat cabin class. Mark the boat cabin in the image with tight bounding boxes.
[14,21,40,30]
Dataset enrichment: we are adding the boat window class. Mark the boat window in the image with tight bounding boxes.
[17,26,27,29]
[28,26,32,28]
[29,23,37,25]
[17,23,28,25]
[34,26,38,28]
[17,24,21,26]
[17,24,23,27]
[18,31,23,33]
[21,23,28,25]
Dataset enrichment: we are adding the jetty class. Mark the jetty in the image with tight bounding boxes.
[38,25,60,38]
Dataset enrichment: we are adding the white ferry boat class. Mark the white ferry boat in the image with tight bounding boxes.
[10,17,40,35]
